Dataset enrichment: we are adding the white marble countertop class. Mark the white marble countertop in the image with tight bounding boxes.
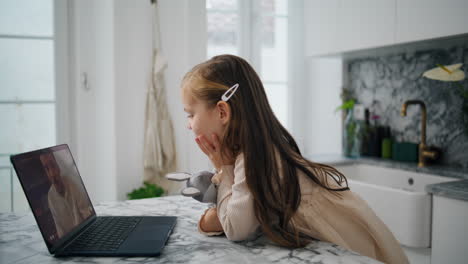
[0,195,379,264]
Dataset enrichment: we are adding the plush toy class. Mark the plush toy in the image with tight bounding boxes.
[165,170,217,203]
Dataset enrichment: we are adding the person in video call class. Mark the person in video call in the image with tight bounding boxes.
[40,153,92,238]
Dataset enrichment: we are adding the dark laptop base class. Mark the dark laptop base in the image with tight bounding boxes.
[56,216,177,257]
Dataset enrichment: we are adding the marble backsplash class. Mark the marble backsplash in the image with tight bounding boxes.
[345,41,468,168]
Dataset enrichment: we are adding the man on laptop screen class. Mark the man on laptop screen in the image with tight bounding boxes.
[40,151,93,240]
[11,144,176,257]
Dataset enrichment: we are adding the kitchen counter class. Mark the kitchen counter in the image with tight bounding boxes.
[426,180,468,202]
[0,195,379,264]
[308,154,468,180]
[307,154,468,201]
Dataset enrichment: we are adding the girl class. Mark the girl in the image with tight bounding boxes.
[181,54,409,264]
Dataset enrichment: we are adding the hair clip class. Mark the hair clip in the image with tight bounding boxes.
[221,83,239,102]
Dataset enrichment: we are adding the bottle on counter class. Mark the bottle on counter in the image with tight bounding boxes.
[368,115,382,157]
[367,100,385,157]
[381,126,393,159]
[350,104,365,157]
[361,108,371,156]
[343,108,355,157]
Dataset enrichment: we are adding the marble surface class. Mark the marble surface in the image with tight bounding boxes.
[427,180,468,202]
[346,41,468,169]
[0,195,379,264]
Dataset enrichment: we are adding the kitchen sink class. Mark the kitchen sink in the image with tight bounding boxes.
[335,164,458,248]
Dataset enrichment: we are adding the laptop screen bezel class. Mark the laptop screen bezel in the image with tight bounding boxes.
[10,144,97,254]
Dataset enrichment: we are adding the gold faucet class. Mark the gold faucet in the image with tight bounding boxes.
[401,100,439,167]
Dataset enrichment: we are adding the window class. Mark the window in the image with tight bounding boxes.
[0,0,67,212]
[206,0,290,127]
[259,0,288,127]
[207,0,239,58]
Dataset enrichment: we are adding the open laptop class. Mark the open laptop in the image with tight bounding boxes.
[10,144,176,257]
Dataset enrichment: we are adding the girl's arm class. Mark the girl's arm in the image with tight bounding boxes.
[215,155,260,241]
[195,136,259,240]
[199,207,223,232]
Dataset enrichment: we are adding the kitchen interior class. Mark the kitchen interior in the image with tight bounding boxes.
[1,0,468,263]
[304,1,468,263]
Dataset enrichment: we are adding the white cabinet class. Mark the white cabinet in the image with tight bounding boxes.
[304,0,339,56]
[304,0,395,56]
[304,0,468,57]
[431,196,468,264]
[336,0,395,52]
[396,0,468,44]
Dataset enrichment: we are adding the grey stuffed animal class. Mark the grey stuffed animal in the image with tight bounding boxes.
[165,171,217,203]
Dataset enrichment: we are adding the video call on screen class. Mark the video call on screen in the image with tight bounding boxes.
[15,147,94,245]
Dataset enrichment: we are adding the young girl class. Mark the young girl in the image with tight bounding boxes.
[181,54,409,264]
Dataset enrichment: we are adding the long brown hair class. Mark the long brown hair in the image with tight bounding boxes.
[182,54,349,247]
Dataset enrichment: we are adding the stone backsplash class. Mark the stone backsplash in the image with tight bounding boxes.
[345,41,468,168]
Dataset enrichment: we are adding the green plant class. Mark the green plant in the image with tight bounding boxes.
[335,99,355,113]
[127,182,164,200]
[335,89,356,113]
[335,90,357,157]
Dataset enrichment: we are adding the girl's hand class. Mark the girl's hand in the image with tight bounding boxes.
[195,134,235,170]
[199,207,223,232]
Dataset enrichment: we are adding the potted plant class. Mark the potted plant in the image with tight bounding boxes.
[336,90,356,157]
[127,182,164,200]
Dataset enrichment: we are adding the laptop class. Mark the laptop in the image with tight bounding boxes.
[10,144,177,257]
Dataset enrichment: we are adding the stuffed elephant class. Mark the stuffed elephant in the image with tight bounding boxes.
[165,170,217,203]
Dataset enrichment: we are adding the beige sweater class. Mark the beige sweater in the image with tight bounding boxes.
[199,154,409,264]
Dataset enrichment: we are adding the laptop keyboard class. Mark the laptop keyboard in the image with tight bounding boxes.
[65,217,142,252]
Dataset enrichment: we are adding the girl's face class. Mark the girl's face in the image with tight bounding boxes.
[182,91,226,140]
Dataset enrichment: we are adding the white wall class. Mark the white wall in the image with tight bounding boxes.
[70,0,210,203]
[287,0,307,155]
[71,0,117,203]
[113,0,153,201]
[158,0,211,176]
[304,58,343,156]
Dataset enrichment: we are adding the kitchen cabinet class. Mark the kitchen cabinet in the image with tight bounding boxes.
[396,0,468,44]
[304,0,468,57]
[304,0,339,56]
[336,0,395,53]
[304,0,395,56]
[431,196,468,264]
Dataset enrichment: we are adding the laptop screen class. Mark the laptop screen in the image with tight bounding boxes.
[11,144,95,249]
